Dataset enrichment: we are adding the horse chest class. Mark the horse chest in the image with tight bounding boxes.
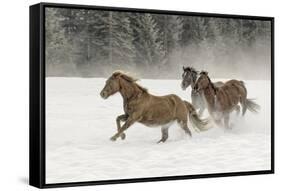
[191,91,204,107]
[123,100,140,115]
[123,102,133,114]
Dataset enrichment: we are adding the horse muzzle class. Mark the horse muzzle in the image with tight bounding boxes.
[100,91,108,99]
[193,87,200,93]
[181,82,187,90]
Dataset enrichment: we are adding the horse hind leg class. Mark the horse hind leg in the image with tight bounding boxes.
[157,126,170,143]
[214,118,223,128]
[223,113,231,129]
[240,94,247,116]
[234,105,240,116]
[179,120,192,138]
[241,100,247,116]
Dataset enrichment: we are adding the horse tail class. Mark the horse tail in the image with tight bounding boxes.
[243,99,261,115]
[238,81,260,115]
[184,101,210,132]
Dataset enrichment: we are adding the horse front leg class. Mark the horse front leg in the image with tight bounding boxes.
[157,126,171,143]
[110,116,136,141]
[116,114,128,140]
[234,105,240,116]
[198,107,204,117]
[192,93,204,116]
[178,120,192,137]
[223,113,230,129]
[214,118,223,128]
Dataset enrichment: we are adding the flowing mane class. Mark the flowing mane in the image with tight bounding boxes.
[200,71,217,93]
[112,71,148,93]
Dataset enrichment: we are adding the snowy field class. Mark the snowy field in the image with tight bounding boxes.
[46,78,271,184]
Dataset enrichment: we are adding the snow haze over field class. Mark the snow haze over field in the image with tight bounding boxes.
[46,78,271,184]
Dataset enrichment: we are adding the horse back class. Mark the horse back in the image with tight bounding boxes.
[216,80,247,110]
[137,94,187,126]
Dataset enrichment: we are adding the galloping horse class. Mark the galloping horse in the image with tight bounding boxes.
[100,71,209,143]
[193,71,260,129]
[181,66,224,116]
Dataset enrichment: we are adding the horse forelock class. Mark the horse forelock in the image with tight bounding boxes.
[183,67,197,80]
[112,70,138,82]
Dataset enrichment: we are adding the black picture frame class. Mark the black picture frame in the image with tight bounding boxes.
[29,2,275,189]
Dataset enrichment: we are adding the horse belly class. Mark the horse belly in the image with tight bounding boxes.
[140,119,175,128]
[139,106,175,127]
[217,90,240,111]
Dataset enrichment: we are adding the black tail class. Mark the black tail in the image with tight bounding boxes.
[184,101,211,132]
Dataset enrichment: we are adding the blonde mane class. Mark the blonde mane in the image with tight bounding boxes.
[112,71,148,93]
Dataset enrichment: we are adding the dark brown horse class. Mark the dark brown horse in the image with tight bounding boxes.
[181,66,224,116]
[193,71,260,129]
[100,71,209,143]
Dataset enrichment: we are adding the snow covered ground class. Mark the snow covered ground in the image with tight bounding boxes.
[46,78,271,184]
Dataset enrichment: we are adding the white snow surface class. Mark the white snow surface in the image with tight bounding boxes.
[46,78,271,184]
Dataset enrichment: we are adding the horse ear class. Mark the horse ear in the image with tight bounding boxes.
[112,71,122,78]
[183,66,186,71]
[120,74,131,82]
[200,71,208,75]
[202,71,208,75]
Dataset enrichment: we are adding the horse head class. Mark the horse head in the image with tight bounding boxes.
[100,71,143,99]
[181,66,198,90]
[100,71,124,99]
[193,71,210,93]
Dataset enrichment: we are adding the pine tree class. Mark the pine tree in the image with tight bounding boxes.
[64,9,110,76]
[132,13,166,76]
[170,16,184,50]
[45,8,74,76]
[106,12,136,70]
[241,20,257,46]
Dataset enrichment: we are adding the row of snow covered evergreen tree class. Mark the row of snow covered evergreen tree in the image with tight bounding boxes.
[46,8,271,78]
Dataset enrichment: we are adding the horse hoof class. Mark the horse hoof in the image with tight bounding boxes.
[110,136,117,141]
[157,140,165,144]
[121,134,126,140]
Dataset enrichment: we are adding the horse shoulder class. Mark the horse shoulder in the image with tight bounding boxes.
[125,95,147,115]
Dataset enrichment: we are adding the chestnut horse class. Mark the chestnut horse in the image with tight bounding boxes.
[100,71,209,143]
[193,71,260,129]
[181,66,224,116]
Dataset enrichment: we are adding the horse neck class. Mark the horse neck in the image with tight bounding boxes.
[202,83,217,109]
[119,79,144,103]
[190,74,198,88]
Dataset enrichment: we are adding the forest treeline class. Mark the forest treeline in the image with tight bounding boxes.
[46,8,271,79]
